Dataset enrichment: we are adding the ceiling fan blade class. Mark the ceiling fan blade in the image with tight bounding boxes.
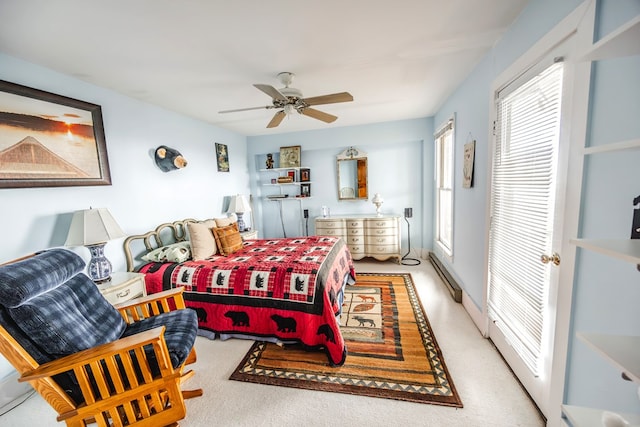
[300,107,337,123]
[303,92,353,106]
[254,84,288,101]
[267,111,286,128]
[219,105,272,113]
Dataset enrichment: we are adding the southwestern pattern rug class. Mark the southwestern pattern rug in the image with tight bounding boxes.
[230,273,462,407]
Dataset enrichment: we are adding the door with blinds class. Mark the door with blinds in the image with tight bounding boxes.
[487,60,566,416]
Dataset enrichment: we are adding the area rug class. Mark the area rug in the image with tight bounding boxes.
[230,273,462,407]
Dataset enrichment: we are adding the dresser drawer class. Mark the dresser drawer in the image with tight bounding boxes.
[346,235,365,246]
[365,244,400,255]
[365,227,398,237]
[345,219,364,228]
[348,244,365,257]
[365,218,398,229]
[99,272,146,305]
[366,235,397,245]
[347,226,364,236]
[316,226,346,237]
[315,219,344,229]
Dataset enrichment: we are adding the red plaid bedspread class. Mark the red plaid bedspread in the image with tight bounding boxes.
[140,236,355,366]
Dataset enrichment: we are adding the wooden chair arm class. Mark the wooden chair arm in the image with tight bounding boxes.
[20,326,187,425]
[114,287,188,324]
[20,327,172,381]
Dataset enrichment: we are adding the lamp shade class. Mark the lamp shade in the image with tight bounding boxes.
[65,208,125,246]
[227,195,251,214]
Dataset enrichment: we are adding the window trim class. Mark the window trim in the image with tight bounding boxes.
[435,116,455,259]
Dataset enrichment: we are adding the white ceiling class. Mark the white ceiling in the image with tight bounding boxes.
[0,0,528,136]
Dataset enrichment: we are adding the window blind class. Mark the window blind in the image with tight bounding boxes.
[487,62,564,376]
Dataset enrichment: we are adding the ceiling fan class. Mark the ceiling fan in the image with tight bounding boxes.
[219,72,354,128]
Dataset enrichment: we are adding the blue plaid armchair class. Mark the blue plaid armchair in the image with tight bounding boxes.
[0,248,202,426]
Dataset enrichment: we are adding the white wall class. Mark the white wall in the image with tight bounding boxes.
[247,118,433,253]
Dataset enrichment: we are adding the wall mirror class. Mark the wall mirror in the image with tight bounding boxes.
[337,147,368,200]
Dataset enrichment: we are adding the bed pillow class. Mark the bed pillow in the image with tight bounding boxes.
[141,241,191,263]
[187,220,218,260]
[212,223,243,256]
[214,215,236,227]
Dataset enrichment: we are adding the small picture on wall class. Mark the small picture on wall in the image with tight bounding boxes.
[300,183,311,197]
[463,140,475,188]
[215,142,229,172]
[300,168,310,182]
[279,145,301,168]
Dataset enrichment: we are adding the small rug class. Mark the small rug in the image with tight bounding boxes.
[230,273,462,407]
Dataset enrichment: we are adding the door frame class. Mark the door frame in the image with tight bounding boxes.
[480,1,594,422]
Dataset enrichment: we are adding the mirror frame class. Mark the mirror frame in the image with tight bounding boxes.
[337,147,368,201]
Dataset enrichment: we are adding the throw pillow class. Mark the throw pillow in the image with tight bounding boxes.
[141,241,191,263]
[187,220,218,260]
[212,223,243,256]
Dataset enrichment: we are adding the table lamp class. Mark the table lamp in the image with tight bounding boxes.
[65,207,125,283]
[227,194,251,232]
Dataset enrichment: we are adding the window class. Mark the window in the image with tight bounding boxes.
[435,118,454,257]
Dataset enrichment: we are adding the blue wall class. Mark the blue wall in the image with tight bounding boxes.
[247,118,434,252]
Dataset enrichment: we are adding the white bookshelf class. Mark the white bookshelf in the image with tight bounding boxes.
[563,11,640,427]
[583,138,640,155]
[562,405,640,427]
[578,15,640,61]
[570,239,640,265]
[577,333,640,384]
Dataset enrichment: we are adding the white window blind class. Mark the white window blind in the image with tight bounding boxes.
[435,119,454,255]
[487,62,564,375]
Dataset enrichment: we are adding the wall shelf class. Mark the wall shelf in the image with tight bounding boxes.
[562,405,640,427]
[569,239,640,264]
[583,138,640,155]
[578,15,640,61]
[565,11,640,424]
[577,333,640,383]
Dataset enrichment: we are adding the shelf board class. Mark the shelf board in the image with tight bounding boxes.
[579,15,640,61]
[577,333,640,384]
[562,405,640,427]
[584,138,640,155]
[259,167,309,172]
[570,239,640,264]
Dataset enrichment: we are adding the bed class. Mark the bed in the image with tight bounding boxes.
[123,218,355,366]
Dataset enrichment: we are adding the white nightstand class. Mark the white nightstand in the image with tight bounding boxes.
[240,229,259,241]
[97,272,146,305]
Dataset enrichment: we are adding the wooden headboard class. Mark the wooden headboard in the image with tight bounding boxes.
[123,218,201,272]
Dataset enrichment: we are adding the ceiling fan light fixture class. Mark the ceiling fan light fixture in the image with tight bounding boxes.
[284,104,297,116]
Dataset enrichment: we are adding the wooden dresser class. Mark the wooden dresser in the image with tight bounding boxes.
[315,215,401,263]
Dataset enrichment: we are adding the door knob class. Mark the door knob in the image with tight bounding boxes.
[541,252,561,266]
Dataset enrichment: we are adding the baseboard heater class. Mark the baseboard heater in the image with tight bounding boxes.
[428,252,462,303]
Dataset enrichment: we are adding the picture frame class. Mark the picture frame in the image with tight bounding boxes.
[300,168,310,182]
[287,169,296,180]
[279,145,301,168]
[300,183,311,197]
[462,140,475,188]
[0,79,111,188]
[215,142,229,172]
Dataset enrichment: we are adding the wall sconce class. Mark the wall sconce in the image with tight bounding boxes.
[64,208,125,283]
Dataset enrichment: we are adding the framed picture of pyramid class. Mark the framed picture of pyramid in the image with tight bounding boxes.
[0,80,111,188]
